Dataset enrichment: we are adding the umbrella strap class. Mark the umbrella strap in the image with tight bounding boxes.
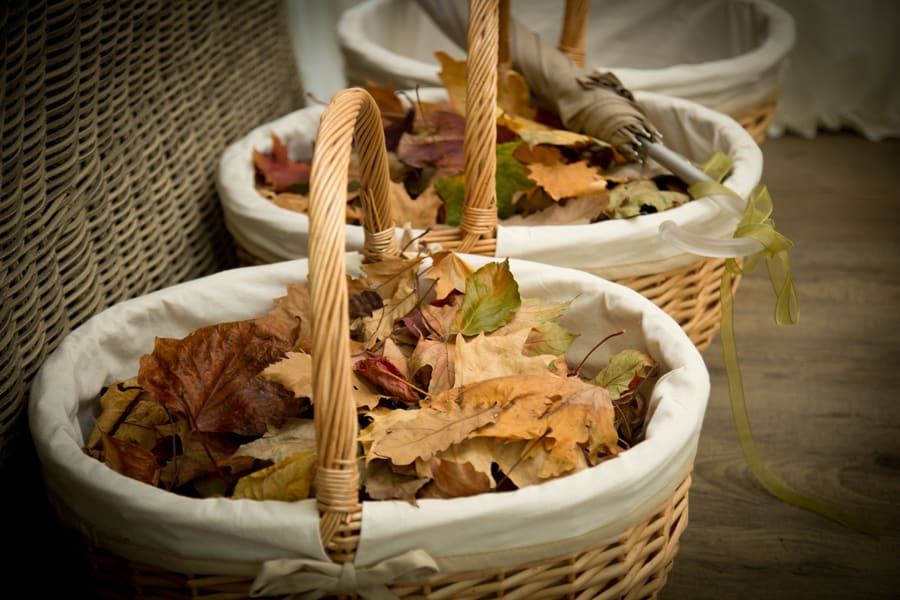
[697,180,879,536]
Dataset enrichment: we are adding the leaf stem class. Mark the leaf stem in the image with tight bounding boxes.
[573,329,625,377]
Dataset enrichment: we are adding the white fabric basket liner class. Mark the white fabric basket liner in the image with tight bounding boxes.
[218,88,762,280]
[30,255,709,576]
[338,0,795,116]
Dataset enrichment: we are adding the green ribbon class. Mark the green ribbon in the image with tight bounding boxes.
[686,157,879,536]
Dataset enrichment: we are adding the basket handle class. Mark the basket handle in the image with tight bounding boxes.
[420,0,589,256]
[307,87,400,561]
[420,0,499,256]
[559,0,590,67]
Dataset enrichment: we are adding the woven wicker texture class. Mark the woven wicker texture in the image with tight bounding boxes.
[72,474,691,599]
[0,1,304,472]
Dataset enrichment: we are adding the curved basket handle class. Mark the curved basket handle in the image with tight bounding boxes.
[307,87,400,562]
[421,0,499,255]
[420,0,589,256]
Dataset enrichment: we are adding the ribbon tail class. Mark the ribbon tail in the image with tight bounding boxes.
[719,266,880,537]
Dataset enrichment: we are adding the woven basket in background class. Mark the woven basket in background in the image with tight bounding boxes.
[0,0,303,479]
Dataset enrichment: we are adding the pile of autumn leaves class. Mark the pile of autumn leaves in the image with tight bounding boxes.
[85,251,656,502]
[253,53,691,229]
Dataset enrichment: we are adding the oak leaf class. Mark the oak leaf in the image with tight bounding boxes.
[526,160,606,201]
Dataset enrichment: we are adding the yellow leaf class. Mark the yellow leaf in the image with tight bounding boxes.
[368,404,502,466]
[389,180,443,229]
[435,51,467,115]
[525,161,606,202]
[454,329,562,387]
[360,281,419,348]
[261,351,312,399]
[497,68,536,119]
[87,379,143,449]
[268,283,313,341]
[232,451,317,501]
[359,255,423,300]
[423,251,475,301]
[497,111,599,148]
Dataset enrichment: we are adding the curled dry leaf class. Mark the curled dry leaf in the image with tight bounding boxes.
[85,252,655,502]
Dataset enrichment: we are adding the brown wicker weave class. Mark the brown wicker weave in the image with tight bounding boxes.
[1,0,303,488]
[63,55,694,597]
[68,474,691,599]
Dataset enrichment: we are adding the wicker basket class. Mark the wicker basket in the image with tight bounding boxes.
[30,71,710,597]
[337,0,795,143]
[220,0,762,353]
[0,0,303,475]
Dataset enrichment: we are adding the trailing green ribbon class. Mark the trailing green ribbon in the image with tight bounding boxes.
[687,159,878,536]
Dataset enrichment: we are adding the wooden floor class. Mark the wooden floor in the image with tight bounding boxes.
[662,131,900,599]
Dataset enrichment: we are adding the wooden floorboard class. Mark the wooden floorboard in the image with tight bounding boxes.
[662,131,900,599]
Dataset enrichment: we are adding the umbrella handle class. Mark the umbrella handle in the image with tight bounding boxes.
[658,220,763,259]
[638,136,764,258]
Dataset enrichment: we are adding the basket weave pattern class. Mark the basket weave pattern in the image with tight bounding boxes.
[72,474,690,599]
[0,1,303,469]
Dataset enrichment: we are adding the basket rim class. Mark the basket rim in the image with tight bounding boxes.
[217,87,762,277]
[28,254,708,575]
[337,0,795,111]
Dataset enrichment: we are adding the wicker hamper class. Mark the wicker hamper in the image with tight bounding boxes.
[30,76,710,598]
[218,0,763,353]
[337,0,796,143]
[1,0,301,484]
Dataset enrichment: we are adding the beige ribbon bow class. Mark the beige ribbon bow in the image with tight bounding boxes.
[249,549,440,599]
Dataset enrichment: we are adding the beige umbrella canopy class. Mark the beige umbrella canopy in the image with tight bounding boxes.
[414,0,663,163]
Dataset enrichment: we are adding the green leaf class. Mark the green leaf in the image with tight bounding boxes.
[433,142,535,225]
[495,142,534,219]
[434,174,465,226]
[453,259,521,336]
[523,321,579,357]
[607,180,689,219]
[592,349,655,400]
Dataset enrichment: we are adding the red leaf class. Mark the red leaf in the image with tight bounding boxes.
[253,132,311,191]
[138,317,303,436]
[354,355,421,404]
[396,110,466,177]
